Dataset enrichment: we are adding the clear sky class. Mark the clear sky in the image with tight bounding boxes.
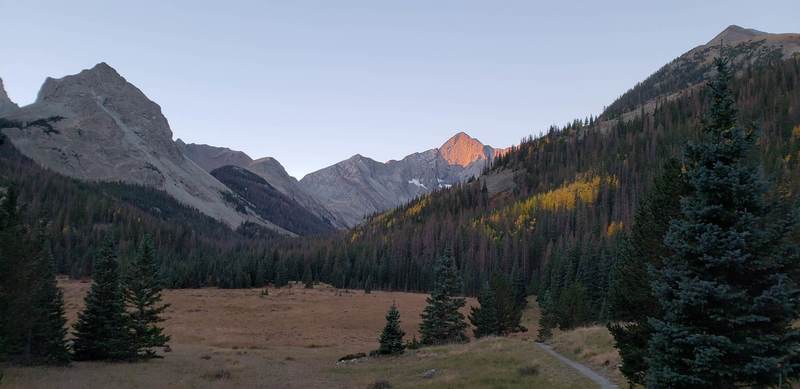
[1,1,796,178]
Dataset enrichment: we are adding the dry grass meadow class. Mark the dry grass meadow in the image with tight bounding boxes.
[1,278,611,388]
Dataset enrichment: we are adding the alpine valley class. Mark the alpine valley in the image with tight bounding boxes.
[3,17,800,389]
[0,25,798,289]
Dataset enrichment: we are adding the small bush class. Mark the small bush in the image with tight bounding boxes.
[367,380,392,389]
[518,365,540,376]
[405,336,420,350]
[203,368,232,381]
[338,352,366,362]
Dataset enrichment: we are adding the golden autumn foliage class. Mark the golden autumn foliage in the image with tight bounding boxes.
[606,221,624,236]
[477,175,619,236]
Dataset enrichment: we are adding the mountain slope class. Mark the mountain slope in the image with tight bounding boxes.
[0,78,19,115]
[210,165,334,235]
[0,63,290,233]
[177,141,343,228]
[272,26,800,295]
[299,132,507,227]
[604,25,800,120]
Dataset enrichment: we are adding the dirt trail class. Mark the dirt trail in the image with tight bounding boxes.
[535,342,618,389]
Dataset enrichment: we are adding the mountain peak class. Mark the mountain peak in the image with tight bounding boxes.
[439,131,489,167]
[36,62,128,103]
[0,77,19,114]
[708,25,767,46]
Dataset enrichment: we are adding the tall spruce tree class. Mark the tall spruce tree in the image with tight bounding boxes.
[378,303,405,355]
[536,291,556,341]
[607,159,688,386]
[0,192,69,365]
[511,260,528,326]
[274,258,288,288]
[419,252,468,345]
[302,263,313,289]
[469,281,500,338]
[646,57,800,388]
[25,235,70,365]
[72,240,135,361]
[490,273,519,334]
[124,236,170,359]
[0,188,25,360]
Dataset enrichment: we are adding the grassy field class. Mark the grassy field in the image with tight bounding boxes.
[2,278,605,389]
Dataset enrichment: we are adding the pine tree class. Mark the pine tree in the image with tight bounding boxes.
[647,57,800,387]
[364,274,373,294]
[302,263,313,289]
[72,240,134,361]
[511,261,528,327]
[469,281,499,338]
[536,291,556,341]
[0,188,25,360]
[490,273,518,334]
[419,252,468,345]
[25,236,70,365]
[274,258,288,288]
[378,303,405,355]
[607,159,687,386]
[0,193,69,365]
[124,237,170,359]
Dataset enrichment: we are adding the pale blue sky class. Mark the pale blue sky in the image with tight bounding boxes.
[1,0,796,178]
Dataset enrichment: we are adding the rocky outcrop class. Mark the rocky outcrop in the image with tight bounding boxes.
[0,63,289,233]
[0,78,19,116]
[176,139,252,172]
[299,132,506,227]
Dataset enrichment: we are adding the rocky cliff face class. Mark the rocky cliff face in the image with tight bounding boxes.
[0,63,289,233]
[0,78,19,116]
[299,132,506,227]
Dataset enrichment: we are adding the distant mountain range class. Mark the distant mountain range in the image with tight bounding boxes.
[0,65,506,233]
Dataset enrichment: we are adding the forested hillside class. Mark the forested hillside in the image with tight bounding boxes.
[0,129,276,287]
[210,165,335,236]
[271,54,800,307]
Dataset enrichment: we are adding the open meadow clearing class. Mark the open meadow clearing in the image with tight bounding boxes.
[2,278,606,388]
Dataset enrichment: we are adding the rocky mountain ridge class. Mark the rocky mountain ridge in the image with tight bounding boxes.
[0,63,291,233]
[177,140,343,228]
[299,131,507,226]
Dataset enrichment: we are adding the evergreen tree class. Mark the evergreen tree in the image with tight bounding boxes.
[469,281,499,338]
[607,159,687,386]
[25,236,70,365]
[0,188,25,360]
[490,273,519,334]
[274,258,288,288]
[302,263,313,289]
[378,303,405,355]
[0,193,69,365]
[536,291,556,341]
[554,283,590,330]
[72,240,135,361]
[511,261,528,326]
[364,274,373,294]
[647,57,800,388]
[419,252,468,345]
[124,237,170,359]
